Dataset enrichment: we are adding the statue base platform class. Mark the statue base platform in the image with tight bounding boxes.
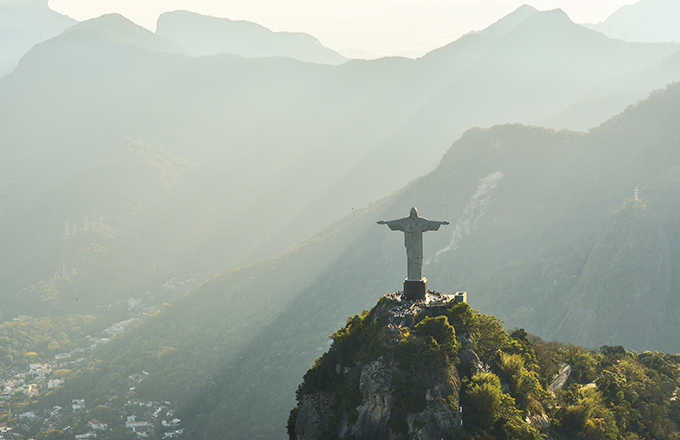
[404,278,427,301]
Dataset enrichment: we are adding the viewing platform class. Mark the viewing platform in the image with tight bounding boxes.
[381,290,467,330]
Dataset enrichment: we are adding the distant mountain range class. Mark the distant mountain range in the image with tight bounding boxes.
[584,0,680,43]
[64,13,192,56]
[3,6,679,322]
[155,10,347,65]
[0,0,75,76]
[0,3,346,80]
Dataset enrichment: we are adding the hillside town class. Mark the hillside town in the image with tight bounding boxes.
[0,298,184,439]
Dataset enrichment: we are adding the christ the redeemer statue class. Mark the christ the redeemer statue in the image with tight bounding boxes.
[378,207,449,299]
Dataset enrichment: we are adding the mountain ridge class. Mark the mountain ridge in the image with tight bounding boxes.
[62,13,192,55]
[155,10,347,65]
[584,0,680,43]
[0,0,76,76]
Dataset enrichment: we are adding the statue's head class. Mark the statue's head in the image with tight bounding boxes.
[410,207,418,218]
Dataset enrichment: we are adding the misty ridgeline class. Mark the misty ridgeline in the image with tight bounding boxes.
[2,1,680,439]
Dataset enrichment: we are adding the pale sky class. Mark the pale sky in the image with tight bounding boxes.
[48,0,637,58]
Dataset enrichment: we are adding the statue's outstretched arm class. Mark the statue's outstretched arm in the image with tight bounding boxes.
[378,219,405,231]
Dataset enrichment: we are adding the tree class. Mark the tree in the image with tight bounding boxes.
[472,315,509,368]
[465,372,505,430]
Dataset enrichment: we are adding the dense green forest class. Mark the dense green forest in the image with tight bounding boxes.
[0,315,98,371]
[291,300,680,439]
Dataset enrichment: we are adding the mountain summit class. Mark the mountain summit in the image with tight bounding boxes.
[289,294,680,440]
[63,13,192,55]
[0,0,75,76]
[155,10,347,65]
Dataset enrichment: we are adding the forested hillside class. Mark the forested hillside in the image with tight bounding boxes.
[27,79,680,440]
[291,299,680,440]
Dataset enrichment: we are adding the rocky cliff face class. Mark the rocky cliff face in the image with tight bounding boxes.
[294,357,461,440]
[291,294,680,440]
[405,380,460,440]
[295,392,334,440]
[340,359,395,439]
[289,293,465,440]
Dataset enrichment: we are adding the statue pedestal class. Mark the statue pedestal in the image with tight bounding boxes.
[404,278,427,301]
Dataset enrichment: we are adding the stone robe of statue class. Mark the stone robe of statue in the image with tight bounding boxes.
[378,207,449,281]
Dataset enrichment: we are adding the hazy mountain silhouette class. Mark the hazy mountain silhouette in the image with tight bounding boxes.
[535,44,680,130]
[584,0,680,43]
[155,10,346,65]
[0,0,76,77]
[2,5,680,322]
[62,80,680,440]
[63,13,192,55]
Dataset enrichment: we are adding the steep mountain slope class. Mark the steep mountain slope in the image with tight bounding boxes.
[155,10,346,65]
[584,0,680,43]
[553,199,675,349]
[50,80,680,440]
[0,0,75,77]
[410,8,677,132]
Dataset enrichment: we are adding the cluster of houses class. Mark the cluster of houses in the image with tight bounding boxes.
[73,416,109,439]
[0,423,12,439]
[0,307,186,438]
[123,398,182,439]
[54,333,115,366]
[0,363,58,399]
[14,404,67,436]
[66,371,183,438]
[18,395,185,439]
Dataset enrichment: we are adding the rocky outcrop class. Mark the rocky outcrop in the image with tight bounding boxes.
[407,383,460,440]
[295,392,334,440]
[291,296,469,440]
[525,412,551,431]
[457,334,482,371]
[295,357,461,440]
[340,359,397,440]
[548,362,572,394]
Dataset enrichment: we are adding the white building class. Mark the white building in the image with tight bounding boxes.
[22,384,38,397]
[48,378,62,388]
[88,419,108,430]
[72,399,85,410]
